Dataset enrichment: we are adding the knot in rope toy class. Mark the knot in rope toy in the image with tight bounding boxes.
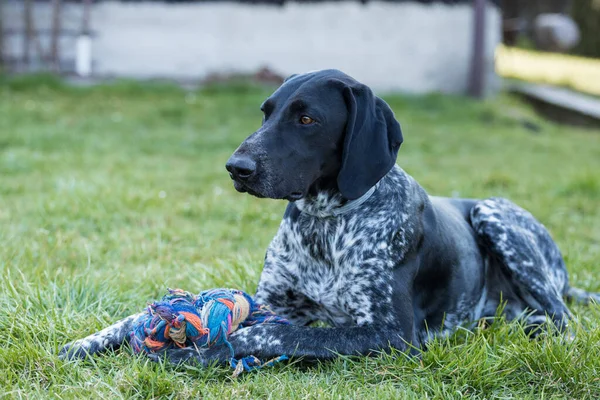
[129,288,289,376]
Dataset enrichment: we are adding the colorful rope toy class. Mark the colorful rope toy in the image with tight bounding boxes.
[129,288,289,376]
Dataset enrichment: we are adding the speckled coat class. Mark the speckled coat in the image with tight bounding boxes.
[60,70,598,366]
[60,165,593,364]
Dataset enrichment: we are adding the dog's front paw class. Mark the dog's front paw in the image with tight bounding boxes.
[59,313,143,361]
[59,331,121,361]
[59,338,99,361]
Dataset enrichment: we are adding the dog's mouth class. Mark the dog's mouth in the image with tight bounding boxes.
[232,180,265,198]
[232,180,304,201]
[232,180,246,193]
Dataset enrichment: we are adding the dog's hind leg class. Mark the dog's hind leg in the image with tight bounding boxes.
[59,312,144,360]
[566,287,600,305]
[470,197,572,332]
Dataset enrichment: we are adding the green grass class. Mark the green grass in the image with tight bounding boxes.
[1,75,600,399]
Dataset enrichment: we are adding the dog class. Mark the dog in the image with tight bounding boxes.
[60,69,599,366]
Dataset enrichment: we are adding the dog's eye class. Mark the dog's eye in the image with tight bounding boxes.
[300,116,314,125]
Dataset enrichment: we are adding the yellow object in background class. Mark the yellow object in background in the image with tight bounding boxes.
[495,44,600,97]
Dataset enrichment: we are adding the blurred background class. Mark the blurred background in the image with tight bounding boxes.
[2,1,600,397]
[2,0,600,120]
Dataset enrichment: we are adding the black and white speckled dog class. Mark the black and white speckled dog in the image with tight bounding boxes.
[60,69,599,365]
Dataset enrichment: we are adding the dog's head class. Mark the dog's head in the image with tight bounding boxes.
[225,69,403,201]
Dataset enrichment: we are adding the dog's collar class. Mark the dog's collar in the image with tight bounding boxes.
[297,184,378,218]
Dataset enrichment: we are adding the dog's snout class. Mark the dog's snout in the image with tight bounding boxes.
[226,155,257,181]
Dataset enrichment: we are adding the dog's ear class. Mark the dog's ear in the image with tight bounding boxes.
[284,73,299,83]
[337,83,403,200]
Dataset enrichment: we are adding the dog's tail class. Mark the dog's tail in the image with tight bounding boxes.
[566,286,600,305]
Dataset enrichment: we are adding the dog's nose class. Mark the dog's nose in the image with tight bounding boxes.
[225,155,256,181]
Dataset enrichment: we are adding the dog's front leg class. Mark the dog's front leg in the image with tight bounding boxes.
[152,323,415,366]
[59,312,144,360]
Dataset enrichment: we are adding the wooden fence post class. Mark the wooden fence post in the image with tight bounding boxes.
[50,0,62,72]
[468,0,486,98]
[0,0,4,71]
[23,0,32,69]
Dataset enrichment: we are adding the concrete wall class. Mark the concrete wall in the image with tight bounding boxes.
[2,1,501,94]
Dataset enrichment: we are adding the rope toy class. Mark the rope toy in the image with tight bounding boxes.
[129,288,289,377]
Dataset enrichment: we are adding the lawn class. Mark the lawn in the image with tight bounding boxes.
[1,75,600,399]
